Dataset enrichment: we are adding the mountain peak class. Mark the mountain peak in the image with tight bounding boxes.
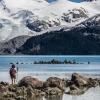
[3,0,48,10]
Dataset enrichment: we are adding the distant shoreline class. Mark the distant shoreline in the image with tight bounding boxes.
[34,59,79,64]
[9,59,85,65]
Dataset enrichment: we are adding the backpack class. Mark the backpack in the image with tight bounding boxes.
[10,68,16,76]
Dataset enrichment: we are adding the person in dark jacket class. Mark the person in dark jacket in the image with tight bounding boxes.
[9,64,17,84]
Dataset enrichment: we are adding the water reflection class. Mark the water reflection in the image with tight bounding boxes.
[72,96,77,100]
[28,95,63,100]
[45,95,63,100]
[27,87,100,100]
[28,97,44,100]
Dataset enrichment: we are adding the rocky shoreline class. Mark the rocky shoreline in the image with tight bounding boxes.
[0,73,100,100]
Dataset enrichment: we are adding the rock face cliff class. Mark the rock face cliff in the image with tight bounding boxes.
[0,36,30,54]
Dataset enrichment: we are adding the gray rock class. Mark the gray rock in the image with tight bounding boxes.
[44,77,66,91]
[18,76,43,89]
[0,84,8,93]
[3,92,16,98]
[67,88,85,95]
[88,78,100,87]
[71,73,89,87]
[45,87,63,95]
[0,35,30,54]
[66,84,88,95]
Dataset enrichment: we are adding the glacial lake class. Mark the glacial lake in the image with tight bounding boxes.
[0,55,100,100]
[0,55,100,81]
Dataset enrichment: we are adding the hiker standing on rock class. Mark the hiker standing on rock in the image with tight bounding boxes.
[9,64,17,84]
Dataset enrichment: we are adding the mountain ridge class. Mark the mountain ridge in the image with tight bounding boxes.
[0,0,100,41]
[16,14,100,55]
[0,0,100,54]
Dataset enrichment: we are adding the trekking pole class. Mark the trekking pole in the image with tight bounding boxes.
[16,65,19,83]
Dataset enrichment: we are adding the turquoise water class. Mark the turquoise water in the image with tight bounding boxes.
[0,55,100,82]
[0,55,100,73]
[0,56,100,100]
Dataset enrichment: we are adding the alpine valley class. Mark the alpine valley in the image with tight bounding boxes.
[0,0,100,55]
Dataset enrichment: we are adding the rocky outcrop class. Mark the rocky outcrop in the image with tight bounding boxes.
[18,76,43,89]
[88,78,100,87]
[0,82,9,93]
[0,35,30,54]
[66,73,100,95]
[67,84,88,95]
[71,73,89,87]
[62,8,88,23]
[0,73,100,99]
[43,77,66,95]
[45,87,62,95]
[44,77,66,91]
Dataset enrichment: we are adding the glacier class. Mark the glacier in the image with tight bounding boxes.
[0,0,100,41]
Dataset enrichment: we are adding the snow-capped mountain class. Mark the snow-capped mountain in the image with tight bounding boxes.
[0,0,49,41]
[15,14,100,55]
[0,0,100,42]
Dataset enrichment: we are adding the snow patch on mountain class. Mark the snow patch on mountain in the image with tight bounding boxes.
[4,0,49,11]
[0,0,100,41]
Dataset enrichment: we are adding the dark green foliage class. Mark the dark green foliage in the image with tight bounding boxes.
[17,26,100,55]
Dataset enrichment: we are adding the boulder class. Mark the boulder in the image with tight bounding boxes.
[0,82,9,86]
[44,77,66,91]
[3,92,16,98]
[8,85,18,92]
[67,73,100,95]
[66,84,88,95]
[71,73,89,87]
[70,84,79,91]
[88,78,100,87]
[26,86,45,97]
[67,88,85,95]
[15,86,27,97]
[0,84,8,93]
[45,87,63,95]
[18,76,43,89]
